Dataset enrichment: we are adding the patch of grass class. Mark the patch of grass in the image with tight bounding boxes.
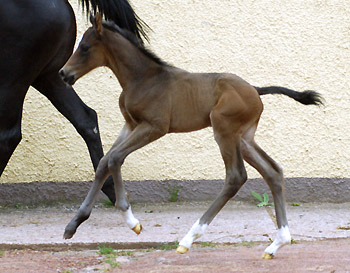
[61,270,73,273]
[168,186,182,202]
[103,199,114,208]
[141,248,155,253]
[157,241,179,250]
[251,192,274,207]
[97,245,125,270]
[291,202,300,206]
[200,242,217,248]
[0,251,5,257]
[98,245,115,255]
[116,250,134,256]
[104,259,120,268]
[236,240,259,248]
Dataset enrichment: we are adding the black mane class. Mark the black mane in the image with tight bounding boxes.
[79,0,149,42]
[102,21,170,67]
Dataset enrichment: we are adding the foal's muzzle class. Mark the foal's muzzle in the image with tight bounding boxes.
[59,69,76,85]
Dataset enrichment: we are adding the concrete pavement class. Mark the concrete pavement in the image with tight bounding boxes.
[1,201,350,251]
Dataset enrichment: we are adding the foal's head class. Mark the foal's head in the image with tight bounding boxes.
[60,14,107,85]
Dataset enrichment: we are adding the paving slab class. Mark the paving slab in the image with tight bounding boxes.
[1,201,350,250]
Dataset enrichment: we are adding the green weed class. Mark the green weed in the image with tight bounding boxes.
[98,245,115,255]
[103,199,114,208]
[200,242,217,248]
[104,259,120,268]
[168,186,182,202]
[251,192,274,207]
[116,250,134,256]
[157,241,179,250]
[236,240,259,248]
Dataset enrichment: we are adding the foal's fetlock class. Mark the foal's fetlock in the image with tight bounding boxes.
[121,206,142,235]
[262,226,291,259]
[177,219,208,254]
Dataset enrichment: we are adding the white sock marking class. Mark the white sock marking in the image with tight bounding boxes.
[179,219,208,249]
[121,207,139,229]
[264,226,291,255]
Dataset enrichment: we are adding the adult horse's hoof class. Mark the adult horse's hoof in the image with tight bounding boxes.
[132,223,142,235]
[262,252,274,259]
[176,245,189,254]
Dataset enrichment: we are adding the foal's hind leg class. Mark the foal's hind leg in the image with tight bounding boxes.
[177,105,248,253]
[241,126,291,259]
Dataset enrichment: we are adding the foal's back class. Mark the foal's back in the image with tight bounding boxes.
[153,67,262,134]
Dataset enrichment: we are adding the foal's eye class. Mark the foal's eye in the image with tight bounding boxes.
[80,44,90,53]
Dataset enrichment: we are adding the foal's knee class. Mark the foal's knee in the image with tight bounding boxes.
[95,155,110,180]
[107,151,124,171]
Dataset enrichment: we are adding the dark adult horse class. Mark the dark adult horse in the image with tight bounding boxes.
[0,0,147,203]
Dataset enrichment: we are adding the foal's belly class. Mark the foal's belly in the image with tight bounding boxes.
[168,105,212,133]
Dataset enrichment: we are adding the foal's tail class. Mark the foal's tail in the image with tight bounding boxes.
[254,86,324,105]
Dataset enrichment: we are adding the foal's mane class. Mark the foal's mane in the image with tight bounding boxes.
[102,21,170,67]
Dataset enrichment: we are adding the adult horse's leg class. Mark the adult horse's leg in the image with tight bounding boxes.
[0,87,27,176]
[32,74,116,203]
[64,122,165,239]
[177,100,248,253]
[241,126,290,259]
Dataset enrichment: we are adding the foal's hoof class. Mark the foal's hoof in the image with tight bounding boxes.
[176,245,189,254]
[132,223,142,235]
[63,228,76,239]
[262,252,274,259]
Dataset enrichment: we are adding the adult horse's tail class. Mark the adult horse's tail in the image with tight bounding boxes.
[255,86,324,105]
[78,0,149,42]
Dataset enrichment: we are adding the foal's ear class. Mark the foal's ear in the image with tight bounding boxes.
[90,12,103,36]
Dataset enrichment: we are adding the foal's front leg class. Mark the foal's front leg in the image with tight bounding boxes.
[107,122,165,234]
[64,124,132,239]
[64,155,110,239]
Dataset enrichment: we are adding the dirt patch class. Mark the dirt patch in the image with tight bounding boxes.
[1,239,350,273]
[0,249,103,273]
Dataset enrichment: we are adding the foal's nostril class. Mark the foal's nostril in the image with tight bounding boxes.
[66,75,75,85]
[59,69,75,85]
[59,69,65,78]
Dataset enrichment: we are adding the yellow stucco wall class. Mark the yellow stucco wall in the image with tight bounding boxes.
[1,0,349,183]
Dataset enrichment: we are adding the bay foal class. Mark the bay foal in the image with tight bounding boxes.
[60,14,322,258]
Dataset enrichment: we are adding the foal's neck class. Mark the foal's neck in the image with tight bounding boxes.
[104,30,160,89]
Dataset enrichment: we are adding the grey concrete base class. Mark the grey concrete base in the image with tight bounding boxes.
[0,178,349,205]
